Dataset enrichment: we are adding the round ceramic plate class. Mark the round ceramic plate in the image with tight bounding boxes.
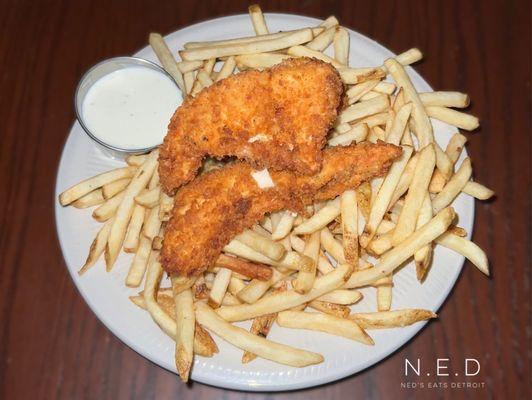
[55,13,474,391]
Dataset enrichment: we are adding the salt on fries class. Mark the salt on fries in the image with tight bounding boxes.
[59,5,494,382]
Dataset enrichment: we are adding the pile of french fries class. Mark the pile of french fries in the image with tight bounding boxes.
[59,5,494,382]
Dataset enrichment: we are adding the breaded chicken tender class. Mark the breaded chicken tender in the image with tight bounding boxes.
[159,58,343,194]
[161,142,402,277]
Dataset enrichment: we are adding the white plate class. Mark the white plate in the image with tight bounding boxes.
[55,13,474,391]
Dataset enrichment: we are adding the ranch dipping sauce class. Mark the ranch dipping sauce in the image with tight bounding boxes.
[81,65,180,151]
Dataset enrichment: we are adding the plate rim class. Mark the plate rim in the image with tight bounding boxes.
[54,12,475,392]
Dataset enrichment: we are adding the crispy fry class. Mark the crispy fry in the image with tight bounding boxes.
[59,166,136,206]
[306,26,335,51]
[196,302,323,367]
[101,178,130,200]
[462,181,495,200]
[208,267,232,308]
[241,313,276,363]
[249,4,269,35]
[435,233,489,275]
[217,263,352,322]
[337,95,389,125]
[426,106,479,130]
[432,158,472,213]
[78,219,113,275]
[215,254,272,281]
[317,289,362,305]
[350,309,437,329]
[308,300,350,318]
[72,189,105,208]
[149,33,186,93]
[123,204,145,253]
[293,231,319,294]
[180,29,314,61]
[277,311,373,344]
[392,144,436,245]
[333,27,349,65]
[92,191,125,222]
[344,208,455,288]
[294,197,341,235]
[234,230,286,261]
[341,190,359,265]
[385,58,433,147]
[328,124,369,146]
[171,284,195,382]
[420,91,469,108]
[215,56,236,81]
[414,194,433,281]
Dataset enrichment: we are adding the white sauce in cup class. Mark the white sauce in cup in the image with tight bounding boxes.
[82,66,180,150]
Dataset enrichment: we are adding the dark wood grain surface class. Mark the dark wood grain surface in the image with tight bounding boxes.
[0,0,529,399]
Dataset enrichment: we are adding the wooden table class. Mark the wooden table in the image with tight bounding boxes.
[0,1,529,399]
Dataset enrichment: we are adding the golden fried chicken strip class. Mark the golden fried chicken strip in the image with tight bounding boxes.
[159,58,343,194]
[161,142,402,276]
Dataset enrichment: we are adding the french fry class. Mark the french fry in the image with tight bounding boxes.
[183,28,321,49]
[183,71,195,94]
[392,144,436,245]
[271,211,297,240]
[344,208,455,288]
[432,158,472,213]
[319,15,339,28]
[293,197,341,234]
[159,191,174,221]
[59,166,136,206]
[123,204,145,252]
[306,26,335,51]
[106,150,158,269]
[414,194,433,281]
[126,236,151,287]
[78,219,113,275]
[196,69,214,88]
[374,82,396,95]
[149,33,186,93]
[196,302,323,367]
[242,313,277,363]
[171,285,195,382]
[293,231,319,294]
[289,234,335,274]
[308,300,350,318]
[317,289,362,305]
[462,181,495,200]
[208,267,232,308]
[337,95,389,125]
[433,142,454,180]
[385,58,434,147]
[333,27,349,65]
[249,4,269,35]
[224,239,277,265]
[215,56,236,81]
[419,91,469,108]
[346,80,380,104]
[125,154,147,167]
[101,178,130,200]
[234,229,286,261]
[217,263,352,322]
[215,254,272,281]
[135,187,160,208]
[277,311,374,345]
[92,191,125,222]
[287,45,343,68]
[72,189,105,208]
[350,309,437,329]
[177,60,204,73]
[235,53,292,69]
[339,67,386,85]
[358,112,389,128]
[237,268,286,304]
[377,276,393,311]
[435,233,489,275]
[365,146,413,243]
[327,123,368,146]
[180,29,314,61]
[426,106,479,130]
[320,226,345,263]
[227,276,246,296]
[130,292,218,357]
[386,103,412,145]
[143,205,162,240]
[341,190,358,265]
